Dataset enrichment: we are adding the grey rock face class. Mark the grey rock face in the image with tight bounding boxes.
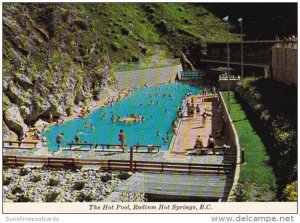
[3,4,114,138]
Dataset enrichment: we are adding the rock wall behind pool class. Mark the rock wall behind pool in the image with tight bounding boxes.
[115,65,183,90]
[2,4,114,140]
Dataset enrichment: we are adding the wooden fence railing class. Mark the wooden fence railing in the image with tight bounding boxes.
[131,144,161,153]
[3,155,234,174]
[3,140,38,149]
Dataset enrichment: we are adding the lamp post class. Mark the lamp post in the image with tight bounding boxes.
[238,18,243,79]
[223,16,230,114]
[223,15,231,144]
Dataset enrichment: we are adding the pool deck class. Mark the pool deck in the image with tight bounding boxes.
[165,95,214,161]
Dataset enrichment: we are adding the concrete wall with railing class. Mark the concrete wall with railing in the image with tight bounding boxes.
[219,92,242,201]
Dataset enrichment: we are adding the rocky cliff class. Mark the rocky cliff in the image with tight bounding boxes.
[3,3,115,139]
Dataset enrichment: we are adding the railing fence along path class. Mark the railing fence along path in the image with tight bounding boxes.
[3,155,233,174]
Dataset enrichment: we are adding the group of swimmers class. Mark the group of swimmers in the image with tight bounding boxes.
[84,119,95,131]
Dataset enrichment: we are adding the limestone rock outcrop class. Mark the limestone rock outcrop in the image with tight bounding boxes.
[3,3,114,139]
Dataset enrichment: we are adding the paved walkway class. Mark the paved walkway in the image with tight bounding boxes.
[164,95,221,161]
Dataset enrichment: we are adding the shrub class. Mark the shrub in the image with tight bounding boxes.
[156,20,168,33]
[3,176,12,186]
[177,7,183,12]
[73,181,86,190]
[111,42,121,51]
[234,182,276,202]
[43,190,60,202]
[16,193,33,202]
[76,191,95,202]
[234,78,297,199]
[101,173,112,182]
[31,174,42,183]
[48,177,60,186]
[282,181,297,201]
[11,184,23,194]
[19,168,29,176]
[117,171,132,181]
[74,20,88,30]
[144,5,155,14]
[120,28,129,35]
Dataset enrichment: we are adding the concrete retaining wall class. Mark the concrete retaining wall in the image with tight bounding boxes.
[219,92,241,202]
[272,47,297,86]
[219,79,240,91]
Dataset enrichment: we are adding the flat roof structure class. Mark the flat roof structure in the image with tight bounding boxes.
[106,172,233,202]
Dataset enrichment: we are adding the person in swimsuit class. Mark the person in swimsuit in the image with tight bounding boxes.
[118,129,127,152]
[56,133,64,150]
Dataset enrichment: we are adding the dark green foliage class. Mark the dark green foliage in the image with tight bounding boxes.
[76,191,95,202]
[235,78,297,199]
[19,168,29,176]
[101,173,112,182]
[117,171,132,181]
[73,181,86,190]
[31,174,41,183]
[235,182,276,202]
[74,20,88,30]
[144,4,155,14]
[12,185,23,194]
[44,190,60,202]
[48,177,59,186]
[120,27,129,35]
[3,176,12,185]
[111,42,121,51]
[16,193,33,202]
[156,20,168,33]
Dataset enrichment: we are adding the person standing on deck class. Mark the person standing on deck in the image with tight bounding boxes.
[196,104,201,117]
[201,111,207,127]
[207,135,215,154]
[49,112,53,123]
[56,133,64,151]
[119,129,127,152]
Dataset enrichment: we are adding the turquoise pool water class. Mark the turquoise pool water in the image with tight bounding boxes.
[45,83,201,151]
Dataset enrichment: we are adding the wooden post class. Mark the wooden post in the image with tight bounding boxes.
[130,147,134,172]
[241,148,245,164]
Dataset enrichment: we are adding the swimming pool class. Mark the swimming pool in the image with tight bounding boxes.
[45,83,201,151]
